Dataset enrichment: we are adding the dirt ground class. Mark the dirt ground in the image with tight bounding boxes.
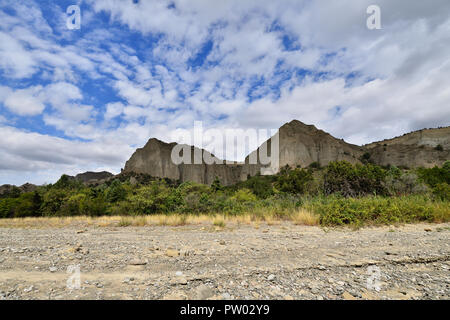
[0,222,449,300]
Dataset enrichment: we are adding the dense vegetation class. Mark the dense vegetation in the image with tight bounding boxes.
[1,161,449,226]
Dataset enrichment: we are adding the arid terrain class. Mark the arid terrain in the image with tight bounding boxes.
[0,221,449,300]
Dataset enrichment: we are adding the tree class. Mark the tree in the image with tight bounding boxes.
[105,180,127,203]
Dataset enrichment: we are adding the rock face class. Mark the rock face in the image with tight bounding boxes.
[247,120,364,169]
[74,171,114,184]
[365,127,450,168]
[123,120,450,185]
[123,138,261,185]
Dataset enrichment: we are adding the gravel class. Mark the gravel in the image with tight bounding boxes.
[0,222,448,300]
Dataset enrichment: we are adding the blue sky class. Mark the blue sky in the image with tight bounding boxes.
[1,0,450,185]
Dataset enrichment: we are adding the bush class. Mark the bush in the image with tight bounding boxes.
[433,183,450,201]
[323,161,387,197]
[417,162,450,187]
[0,198,18,218]
[41,189,67,216]
[105,180,127,203]
[384,172,428,196]
[276,167,314,195]
[128,181,183,214]
[239,175,275,199]
[58,193,87,216]
[309,195,448,227]
[232,188,257,203]
[82,197,108,216]
[211,177,223,192]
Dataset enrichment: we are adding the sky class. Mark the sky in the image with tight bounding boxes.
[1,0,450,185]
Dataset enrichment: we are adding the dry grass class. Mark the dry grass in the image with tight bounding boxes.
[0,209,320,229]
[290,208,320,226]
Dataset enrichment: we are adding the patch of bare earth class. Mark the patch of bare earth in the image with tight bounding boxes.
[0,222,448,300]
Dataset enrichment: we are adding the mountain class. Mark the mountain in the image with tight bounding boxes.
[364,126,450,168]
[122,138,260,185]
[116,121,450,185]
[246,120,364,169]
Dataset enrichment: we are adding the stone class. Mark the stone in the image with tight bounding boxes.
[342,291,357,300]
[23,286,34,293]
[49,267,57,273]
[222,292,231,300]
[194,284,215,300]
[170,277,188,285]
[129,259,147,265]
[267,274,275,281]
[166,249,180,257]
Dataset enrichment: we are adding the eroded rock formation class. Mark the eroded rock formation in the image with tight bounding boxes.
[122,120,450,185]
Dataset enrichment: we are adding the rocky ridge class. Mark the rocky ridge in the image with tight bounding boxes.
[123,120,449,185]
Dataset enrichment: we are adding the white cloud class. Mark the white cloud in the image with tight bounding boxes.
[0,85,45,116]
[0,124,134,184]
[1,0,450,184]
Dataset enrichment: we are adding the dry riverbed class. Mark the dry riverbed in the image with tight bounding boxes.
[0,221,449,300]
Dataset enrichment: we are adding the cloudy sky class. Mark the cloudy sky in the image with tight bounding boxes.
[1,0,449,185]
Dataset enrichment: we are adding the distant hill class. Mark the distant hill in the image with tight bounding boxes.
[74,171,114,184]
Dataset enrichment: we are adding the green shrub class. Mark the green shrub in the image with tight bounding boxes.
[417,162,450,187]
[0,198,18,218]
[309,195,448,227]
[41,189,67,216]
[384,173,428,196]
[105,180,127,203]
[433,183,450,201]
[276,167,314,195]
[0,186,21,199]
[211,177,223,192]
[82,197,108,216]
[128,181,183,214]
[239,175,275,199]
[231,188,257,203]
[323,161,387,197]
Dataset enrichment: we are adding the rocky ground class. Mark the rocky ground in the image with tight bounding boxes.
[0,222,449,300]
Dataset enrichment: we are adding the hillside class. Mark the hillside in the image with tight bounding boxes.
[122,120,450,185]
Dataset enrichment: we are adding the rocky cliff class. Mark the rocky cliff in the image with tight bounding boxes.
[365,127,450,168]
[123,138,261,185]
[123,120,450,185]
[246,120,364,169]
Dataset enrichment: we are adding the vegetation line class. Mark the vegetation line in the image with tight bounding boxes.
[1,161,449,228]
